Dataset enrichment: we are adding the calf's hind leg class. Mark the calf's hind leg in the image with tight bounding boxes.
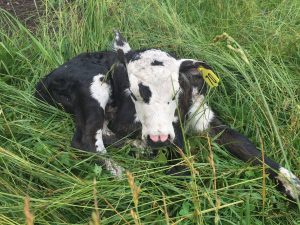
[209,118,300,201]
[188,95,300,201]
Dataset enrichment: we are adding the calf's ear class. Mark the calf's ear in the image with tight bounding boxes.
[113,30,140,66]
[113,31,131,66]
[178,59,217,95]
[178,59,214,75]
[179,59,219,90]
[113,30,132,53]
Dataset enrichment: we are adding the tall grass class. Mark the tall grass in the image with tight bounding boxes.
[0,0,299,224]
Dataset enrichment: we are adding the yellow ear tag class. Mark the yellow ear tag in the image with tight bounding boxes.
[197,67,220,88]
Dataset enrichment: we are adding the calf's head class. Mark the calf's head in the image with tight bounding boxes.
[113,31,210,146]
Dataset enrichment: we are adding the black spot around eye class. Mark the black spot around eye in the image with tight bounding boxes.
[151,60,164,66]
[138,83,152,103]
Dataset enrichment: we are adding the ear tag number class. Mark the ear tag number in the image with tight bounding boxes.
[197,67,220,88]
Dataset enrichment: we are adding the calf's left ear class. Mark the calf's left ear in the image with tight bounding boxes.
[179,59,219,89]
[178,59,214,75]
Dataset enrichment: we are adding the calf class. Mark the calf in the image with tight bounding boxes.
[35,31,300,201]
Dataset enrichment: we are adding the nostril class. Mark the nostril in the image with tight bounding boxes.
[149,135,159,142]
[159,135,169,142]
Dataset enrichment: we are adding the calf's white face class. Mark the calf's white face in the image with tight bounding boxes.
[113,31,203,143]
[126,50,181,142]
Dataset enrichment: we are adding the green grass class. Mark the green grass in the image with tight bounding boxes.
[1,0,300,224]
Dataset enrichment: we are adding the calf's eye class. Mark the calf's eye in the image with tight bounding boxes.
[138,83,152,104]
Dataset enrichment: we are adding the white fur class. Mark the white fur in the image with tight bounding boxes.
[178,58,207,66]
[126,49,182,140]
[131,140,151,156]
[134,114,140,123]
[277,167,300,199]
[114,42,131,54]
[131,140,147,148]
[90,74,111,153]
[90,73,122,176]
[102,121,114,137]
[95,129,106,154]
[188,90,214,132]
[90,74,111,109]
[104,158,124,178]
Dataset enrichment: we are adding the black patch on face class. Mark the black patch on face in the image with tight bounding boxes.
[138,83,152,103]
[151,60,164,66]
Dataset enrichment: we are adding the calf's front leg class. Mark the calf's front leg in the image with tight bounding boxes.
[72,74,124,177]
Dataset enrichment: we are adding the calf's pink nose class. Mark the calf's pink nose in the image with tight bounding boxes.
[159,135,168,142]
[149,135,159,142]
[149,134,169,142]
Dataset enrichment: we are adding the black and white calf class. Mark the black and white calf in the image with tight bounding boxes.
[35,31,300,201]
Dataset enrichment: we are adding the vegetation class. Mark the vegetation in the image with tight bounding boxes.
[0,0,299,224]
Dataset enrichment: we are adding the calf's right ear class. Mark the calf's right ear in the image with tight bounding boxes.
[113,30,141,67]
[113,30,134,66]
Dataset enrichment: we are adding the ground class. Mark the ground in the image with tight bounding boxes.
[0,0,42,30]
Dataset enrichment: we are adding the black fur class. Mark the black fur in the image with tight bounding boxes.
[138,83,152,103]
[151,60,164,66]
